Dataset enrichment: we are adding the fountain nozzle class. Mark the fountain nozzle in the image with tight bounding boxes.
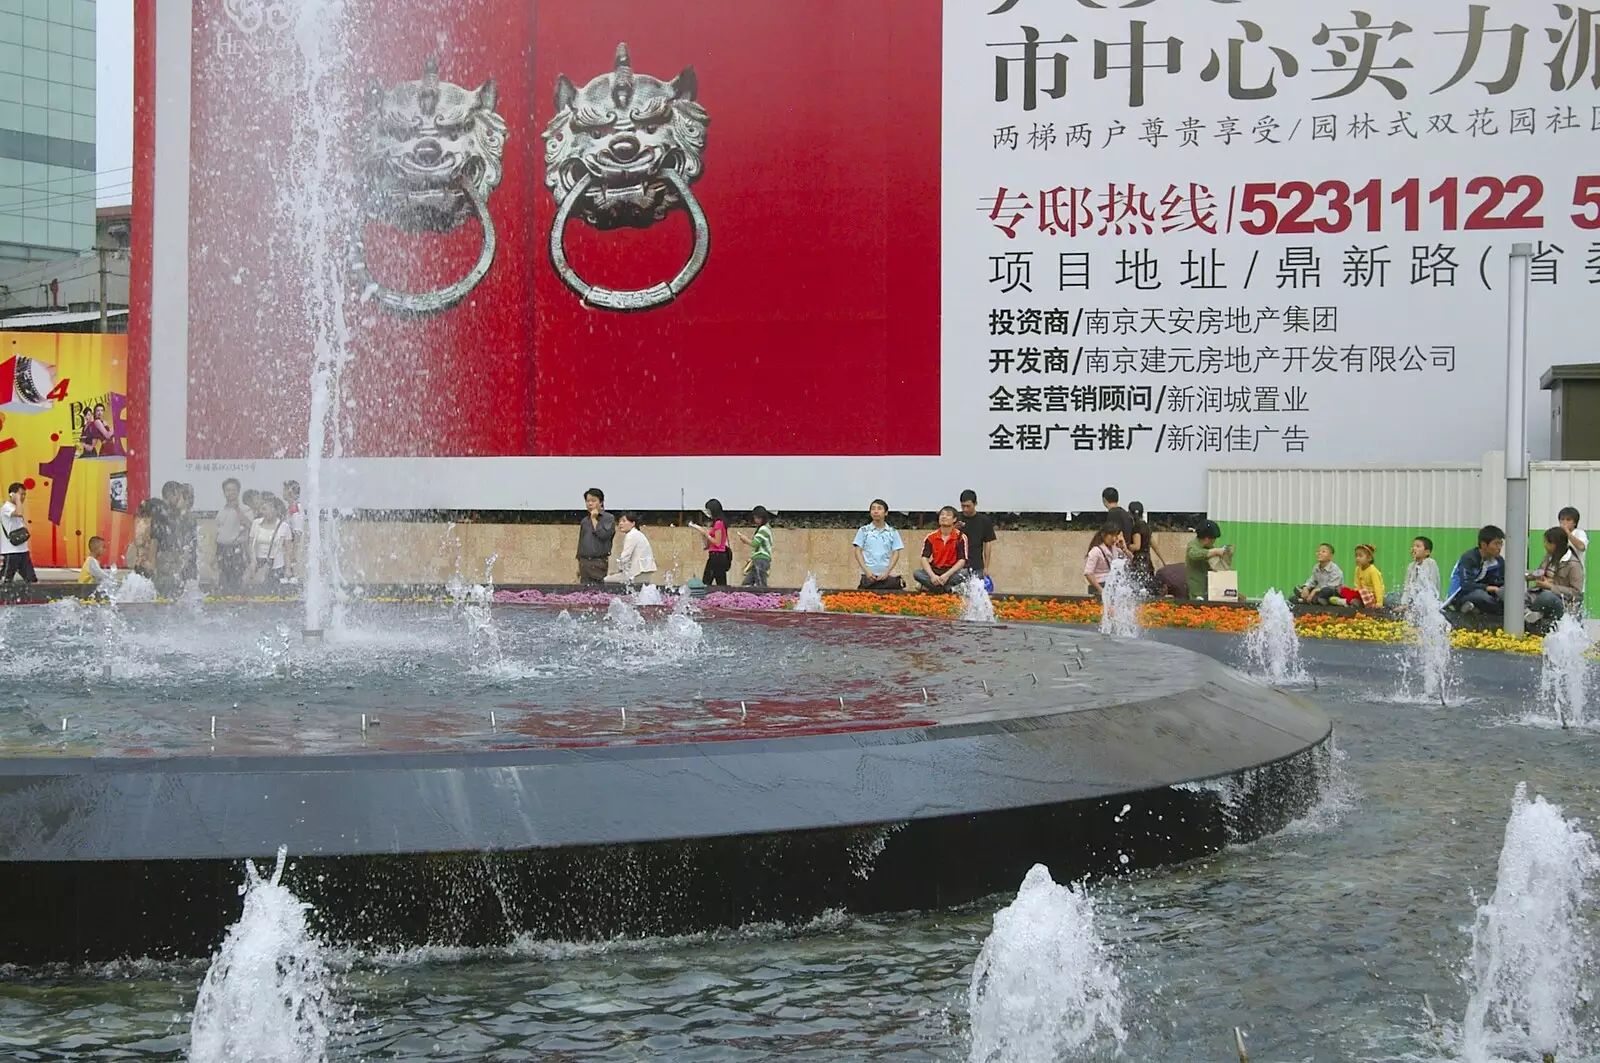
[302,629,324,641]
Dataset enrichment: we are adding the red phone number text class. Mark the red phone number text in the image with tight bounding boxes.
[981,178,1600,239]
[1232,176,1600,236]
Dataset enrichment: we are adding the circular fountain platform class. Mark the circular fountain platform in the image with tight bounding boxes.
[0,602,1329,962]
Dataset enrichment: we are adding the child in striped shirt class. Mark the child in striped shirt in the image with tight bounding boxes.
[738,506,774,588]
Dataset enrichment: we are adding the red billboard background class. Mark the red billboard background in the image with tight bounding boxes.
[131,0,941,496]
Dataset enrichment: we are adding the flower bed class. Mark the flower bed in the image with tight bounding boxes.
[475,586,1553,654]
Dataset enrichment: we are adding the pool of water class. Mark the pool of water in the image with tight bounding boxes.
[0,600,1067,756]
[4,626,1599,1061]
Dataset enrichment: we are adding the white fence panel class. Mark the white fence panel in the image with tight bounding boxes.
[1209,463,1487,528]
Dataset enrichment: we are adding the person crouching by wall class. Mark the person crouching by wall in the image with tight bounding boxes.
[854,499,905,590]
[605,513,657,585]
[737,506,774,588]
[915,506,971,593]
[1526,526,1584,624]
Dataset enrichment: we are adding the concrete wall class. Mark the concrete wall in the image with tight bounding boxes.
[191,520,1192,595]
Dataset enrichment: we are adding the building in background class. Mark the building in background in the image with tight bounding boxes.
[0,0,110,327]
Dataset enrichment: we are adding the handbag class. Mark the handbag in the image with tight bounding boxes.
[5,525,28,547]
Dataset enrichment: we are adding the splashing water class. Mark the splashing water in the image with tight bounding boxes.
[1399,580,1456,704]
[960,576,996,624]
[1538,612,1591,729]
[278,0,356,637]
[967,864,1126,1063]
[187,846,334,1063]
[1098,557,1142,639]
[1243,588,1309,685]
[794,574,826,613]
[635,584,665,607]
[607,596,644,632]
[114,572,159,604]
[1460,783,1600,1063]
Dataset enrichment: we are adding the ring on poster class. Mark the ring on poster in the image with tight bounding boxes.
[0,356,55,413]
[543,43,710,312]
[351,56,507,317]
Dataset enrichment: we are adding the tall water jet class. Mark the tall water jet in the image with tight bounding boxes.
[967,864,1126,1063]
[1098,557,1142,639]
[1399,580,1455,704]
[1460,782,1600,1063]
[794,574,826,613]
[278,0,356,639]
[1243,588,1308,685]
[1539,612,1591,729]
[187,846,333,1063]
[961,575,996,623]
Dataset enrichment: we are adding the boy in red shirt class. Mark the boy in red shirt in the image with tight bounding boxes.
[915,506,971,593]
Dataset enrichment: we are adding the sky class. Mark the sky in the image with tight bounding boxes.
[97,0,133,207]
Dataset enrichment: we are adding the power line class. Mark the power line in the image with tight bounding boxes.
[0,184,134,220]
[3,166,134,195]
[2,180,133,212]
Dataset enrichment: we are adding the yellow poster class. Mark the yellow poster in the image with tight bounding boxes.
[0,332,131,572]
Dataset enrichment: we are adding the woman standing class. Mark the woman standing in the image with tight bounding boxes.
[1127,501,1164,590]
[737,505,774,588]
[249,493,293,590]
[1082,523,1130,598]
[688,498,733,586]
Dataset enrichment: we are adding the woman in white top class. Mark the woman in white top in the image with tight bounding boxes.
[248,493,292,590]
[605,513,657,585]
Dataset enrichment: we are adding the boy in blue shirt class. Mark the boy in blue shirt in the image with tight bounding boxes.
[853,499,905,590]
[1446,525,1506,615]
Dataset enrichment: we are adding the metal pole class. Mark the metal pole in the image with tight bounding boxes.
[1504,243,1532,637]
[98,247,107,333]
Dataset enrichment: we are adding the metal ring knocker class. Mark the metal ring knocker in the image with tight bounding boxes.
[350,178,498,317]
[549,169,710,312]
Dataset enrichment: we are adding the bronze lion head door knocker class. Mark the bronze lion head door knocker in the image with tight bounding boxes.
[542,43,711,312]
[352,56,507,316]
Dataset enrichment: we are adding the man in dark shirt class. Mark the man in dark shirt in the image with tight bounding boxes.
[576,487,616,585]
[957,489,997,580]
[1102,486,1133,542]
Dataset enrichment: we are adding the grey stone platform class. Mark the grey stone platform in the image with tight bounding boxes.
[0,614,1331,962]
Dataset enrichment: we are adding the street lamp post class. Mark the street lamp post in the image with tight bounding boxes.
[1504,243,1532,638]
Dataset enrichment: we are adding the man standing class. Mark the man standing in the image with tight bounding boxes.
[915,506,971,593]
[1102,487,1133,542]
[282,480,304,583]
[1,482,36,589]
[214,477,254,593]
[576,487,616,585]
[852,499,904,590]
[957,489,997,582]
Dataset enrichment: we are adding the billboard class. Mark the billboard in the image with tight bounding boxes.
[138,1,1600,513]
[0,333,132,570]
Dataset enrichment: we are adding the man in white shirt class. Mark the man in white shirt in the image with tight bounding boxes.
[214,477,254,593]
[1559,506,1588,562]
[1,482,37,588]
[606,513,657,584]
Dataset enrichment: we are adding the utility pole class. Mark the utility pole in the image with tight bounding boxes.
[98,246,108,333]
[1504,243,1532,637]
